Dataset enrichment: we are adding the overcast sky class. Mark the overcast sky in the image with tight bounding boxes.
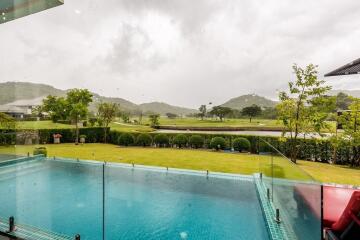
[1,0,360,108]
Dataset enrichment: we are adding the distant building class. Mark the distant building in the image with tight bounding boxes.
[0,97,44,119]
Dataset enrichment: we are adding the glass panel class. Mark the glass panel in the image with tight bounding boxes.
[105,164,270,240]
[0,0,63,24]
[0,157,104,239]
[258,138,322,240]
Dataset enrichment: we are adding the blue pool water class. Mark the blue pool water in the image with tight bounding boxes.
[0,158,270,240]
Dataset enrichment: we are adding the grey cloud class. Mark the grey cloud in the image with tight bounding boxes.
[1,0,360,108]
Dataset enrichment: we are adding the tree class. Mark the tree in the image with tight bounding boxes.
[277,64,332,163]
[149,114,160,128]
[166,113,178,119]
[335,98,360,167]
[119,111,130,123]
[0,113,16,130]
[198,105,207,120]
[97,102,119,143]
[66,89,93,144]
[41,95,68,122]
[336,92,353,110]
[210,106,232,121]
[241,104,262,122]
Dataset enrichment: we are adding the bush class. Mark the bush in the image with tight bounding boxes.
[154,134,169,147]
[118,133,135,146]
[136,133,152,147]
[233,137,251,152]
[33,147,47,157]
[210,137,226,150]
[89,117,97,127]
[0,131,16,145]
[189,135,204,148]
[173,134,188,148]
[35,127,108,144]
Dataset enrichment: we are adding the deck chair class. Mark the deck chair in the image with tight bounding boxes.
[324,191,360,240]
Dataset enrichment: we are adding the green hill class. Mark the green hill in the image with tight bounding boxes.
[0,82,197,115]
[0,82,64,104]
[221,94,277,110]
[139,102,197,115]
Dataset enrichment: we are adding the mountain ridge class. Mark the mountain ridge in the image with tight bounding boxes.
[221,94,277,110]
[0,82,197,115]
[0,82,289,114]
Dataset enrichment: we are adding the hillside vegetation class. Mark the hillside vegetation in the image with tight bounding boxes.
[221,94,277,110]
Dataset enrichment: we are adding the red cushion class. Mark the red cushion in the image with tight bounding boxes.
[331,191,360,232]
[323,186,357,227]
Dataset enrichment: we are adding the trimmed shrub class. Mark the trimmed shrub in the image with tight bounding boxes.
[35,127,108,144]
[33,147,47,157]
[0,131,16,145]
[233,137,251,152]
[154,134,169,147]
[136,133,152,147]
[210,137,226,150]
[173,134,188,148]
[189,135,204,149]
[118,133,135,146]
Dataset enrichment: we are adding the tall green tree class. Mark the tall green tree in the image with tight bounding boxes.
[0,113,16,130]
[336,92,353,110]
[210,106,232,121]
[97,102,119,143]
[66,89,93,144]
[335,98,360,167]
[198,105,207,120]
[277,64,332,163]
[149,114,160,128]
[241,104,262,122]
[41,95,68,122]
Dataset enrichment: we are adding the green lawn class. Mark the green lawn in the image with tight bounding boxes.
[5,118,335,133]
[1,143,358,185]
[109,122,154,133]
[12,121,75,129]
[145,117,282,128]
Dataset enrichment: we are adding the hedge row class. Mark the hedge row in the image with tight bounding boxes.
[108,131,352,164]
[0,128,109,145]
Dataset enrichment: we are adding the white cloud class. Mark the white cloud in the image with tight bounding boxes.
[0,0,360,108]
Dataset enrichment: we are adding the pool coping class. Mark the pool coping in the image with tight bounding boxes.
[254,175,295,240]
[49,156,255,181]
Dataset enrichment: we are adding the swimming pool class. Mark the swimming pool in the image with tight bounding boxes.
[0,157,270,240]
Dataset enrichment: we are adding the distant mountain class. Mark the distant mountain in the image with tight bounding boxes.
[0,82,64,105]
[0,82,197,115]
[329,89,360,98]
[221,94,277,110]
[139,102,197,115]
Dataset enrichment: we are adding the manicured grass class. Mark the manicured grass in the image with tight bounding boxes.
[145,117,282,127]
[297,160,360,186]
[10,121,75,129]
[109,122,154,133]
[1,143,358,185]
[7,118,335,133]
